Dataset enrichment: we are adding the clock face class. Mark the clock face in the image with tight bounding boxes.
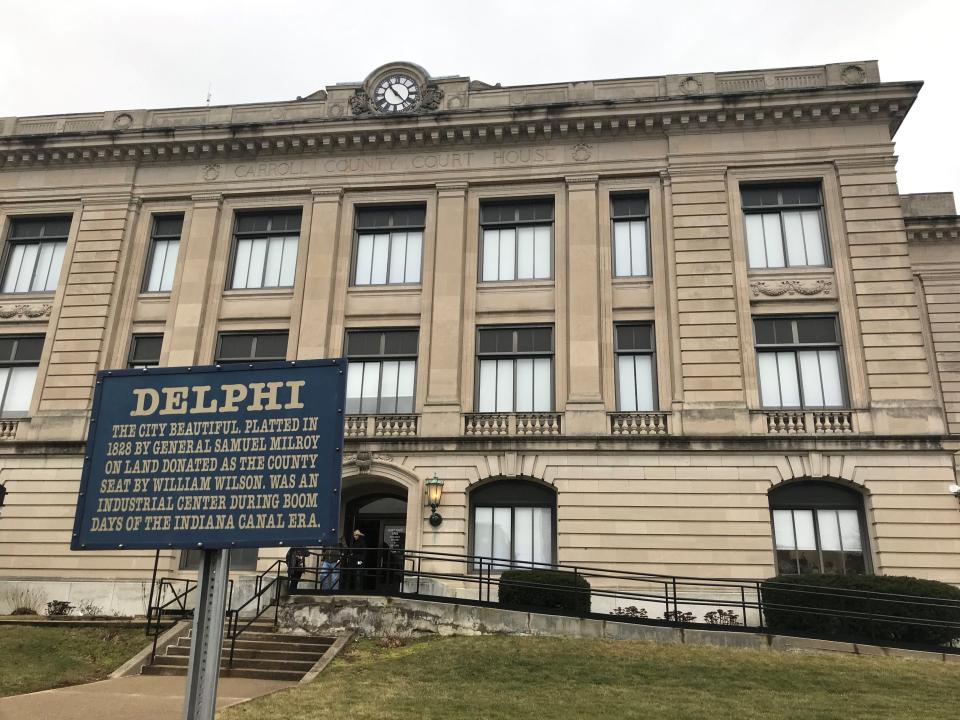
[374,74,420,113]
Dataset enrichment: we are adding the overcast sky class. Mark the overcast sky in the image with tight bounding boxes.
[0,0,956,199]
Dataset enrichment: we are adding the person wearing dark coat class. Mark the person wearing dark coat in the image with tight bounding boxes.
[285,546,307,593]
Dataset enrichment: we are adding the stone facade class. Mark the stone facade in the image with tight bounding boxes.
[0,60,958,614]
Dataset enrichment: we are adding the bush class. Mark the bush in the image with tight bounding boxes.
[11,607,38,615]
[761,574,960,646]
[499,570,591,614]
[46,600,73,617]
[0,585,46,615]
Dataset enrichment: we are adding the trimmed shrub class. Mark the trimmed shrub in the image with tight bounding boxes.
[498,570,591,614]
[761,574,960,646]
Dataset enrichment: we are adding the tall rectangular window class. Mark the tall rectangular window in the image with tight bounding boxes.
[0,335,43,416]
[216,332,288,363]
[353,206,424,286]
[345,329,418,414]
[230,211,301,289]
[2,216,70,294]
[480,200,553,282]
[754,316,845,409]
[742,184,829,269]
[128,335,163,368]
[615,323,657,411]
[476,326,553,412]
[612,194,650,277]
[143,215,183,292]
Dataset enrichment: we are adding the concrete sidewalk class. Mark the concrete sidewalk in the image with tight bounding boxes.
[0,675,291,720]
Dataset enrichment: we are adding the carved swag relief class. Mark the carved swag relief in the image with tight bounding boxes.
[750,279,833,297]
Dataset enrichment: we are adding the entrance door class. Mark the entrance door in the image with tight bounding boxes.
[344,494,407,593]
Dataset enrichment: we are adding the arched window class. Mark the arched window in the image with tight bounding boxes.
[469,478,556,569]
[769,481,869,576]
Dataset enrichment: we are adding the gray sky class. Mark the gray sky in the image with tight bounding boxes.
[1,0,956,199]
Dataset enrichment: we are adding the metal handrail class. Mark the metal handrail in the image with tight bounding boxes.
[146,577,197,663]
[226,559,285,667]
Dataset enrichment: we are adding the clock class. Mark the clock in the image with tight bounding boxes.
[373,74,420,113]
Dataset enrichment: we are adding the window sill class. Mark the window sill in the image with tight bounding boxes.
[222,288,295,299]
[0,292,55,301]
[347,284,422,295]
[476,280,554,291]
[611,276,653,288]
[747,266,833,275]
[137,292,172,301]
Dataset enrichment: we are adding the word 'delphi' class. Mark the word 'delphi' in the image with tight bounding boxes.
[130,380,306,417]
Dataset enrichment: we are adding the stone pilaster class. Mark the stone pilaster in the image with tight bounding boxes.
[297,188,344,360]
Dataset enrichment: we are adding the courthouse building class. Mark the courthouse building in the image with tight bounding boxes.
[0,60,958,612]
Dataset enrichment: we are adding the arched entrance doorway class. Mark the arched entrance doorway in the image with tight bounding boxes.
[340,476,410,593]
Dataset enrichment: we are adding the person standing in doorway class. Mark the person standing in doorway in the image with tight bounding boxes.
[285,546,307,594]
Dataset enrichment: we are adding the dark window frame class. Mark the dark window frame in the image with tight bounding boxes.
[127,334,163,368]
[740,182,831,270]
[344,328,420,415]
[768,481,871,576]
[350,204,426,287]
[0,334,44,417]
[227,209,303,291]
[215,331,289,364]
[479,198,555,283]
[610,193,652,279]
[474,325,555,413]
[468,478,557,573]
[1,215,72,295]
[753,315,848,410]
[141,214,184,294]
[613,322,658,412]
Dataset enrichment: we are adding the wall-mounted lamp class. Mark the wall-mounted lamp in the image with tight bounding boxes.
[425,473,444,527]
[0,483,6,509]
[949,484,960,499]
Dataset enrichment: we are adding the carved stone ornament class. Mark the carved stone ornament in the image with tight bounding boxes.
[841,64,866,85]
[571,143,593,162]
[343,451,395,472]
[679,76,703,95]
[202,163,221,181]
[0,303,52,319]
[350,85,443,116]
[750,279,833,297]
[113,112,133,129]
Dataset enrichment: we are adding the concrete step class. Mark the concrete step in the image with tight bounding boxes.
[151,655,318,672]
[165,645,325,662]
[183,630,332,646]
[141,665,304,682]
[175,637,334,654]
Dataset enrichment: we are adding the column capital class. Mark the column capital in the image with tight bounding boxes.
[311,187,344,202]
[565,174,599,188]
[436,181,468,197]
[190,192,223,208]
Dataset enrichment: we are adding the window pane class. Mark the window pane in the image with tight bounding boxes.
[370,234,389,284]
[15,244,38,292]
[762,214,785,268]
[617,355,637,411]
[161,240,179,291]
[613,221,632,277]
[796,317,837,344]
[515,358,533,412]
[46,242,66,292]
[777,352,801,407]
[817,510,842,551]
[2,245,26,292]
[533,358,551,411]
[218,334,252,362]
[345,362,364,414]
[360,362,380,414]
[838,510,862,552]
[534,226,551,279]
[474,507,493,558]
[146,241,167,292]
[3,366,36,413]
[263,237,283,287]
[32,243,55,292]
[819,350,844,406]
[405,231,422,283]
[232,239,252,288]
[801,210,825,265]
[534,508,552,565]
[388,232,407,284]
[745,215,767,268]
[492,507,512,566]
[355,234,374,285]
[633,354,655,411]
[279,236,298,287]
[396,360,415,413]
[15,337,43,362]
[793,510,816,550]
[758,353,782,406]
[496,359,513,412]
[772,510,796,550]
[379,361,399,414]
[514,507,533,565]
[798,350,825,407]
[247,238,268,288]
[516,227,534,280]
[498,228,516,281]
[482,229,500,281]
[478,360,497,413]
[630,221,648,276]
[782,211,808,266]
[254,333,287,360]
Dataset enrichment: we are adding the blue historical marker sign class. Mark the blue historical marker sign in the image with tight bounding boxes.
[71,359,346,551]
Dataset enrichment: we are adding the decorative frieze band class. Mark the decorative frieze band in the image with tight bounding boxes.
[0,303,52,320]
[750,279,834,297]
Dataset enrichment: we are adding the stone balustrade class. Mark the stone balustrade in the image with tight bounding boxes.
[463,413,562,437]
[0,420,17,440]
[765,410,855,435]
[344,415,419,439]
[609,412,670,436]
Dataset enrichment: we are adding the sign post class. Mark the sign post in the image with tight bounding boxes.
[70,359,346,720]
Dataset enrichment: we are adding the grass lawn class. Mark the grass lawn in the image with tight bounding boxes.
[221,635,960,720]
[0,624,147,697]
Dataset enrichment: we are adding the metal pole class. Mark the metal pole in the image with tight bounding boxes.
[183,548,231,720]
[146,549,160,630]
